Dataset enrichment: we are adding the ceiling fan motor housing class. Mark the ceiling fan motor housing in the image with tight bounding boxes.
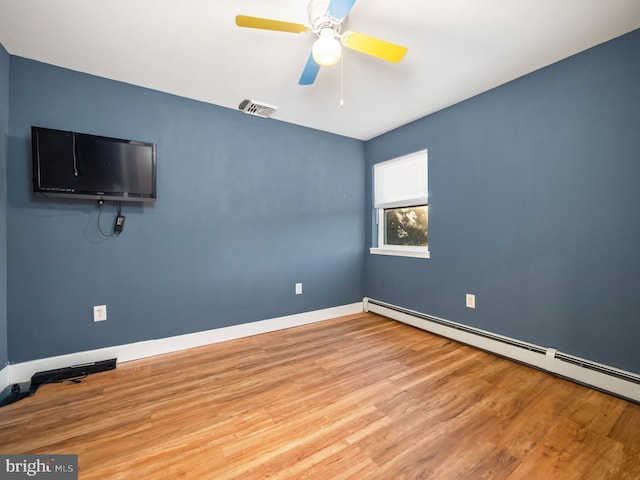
[309,0,343,34]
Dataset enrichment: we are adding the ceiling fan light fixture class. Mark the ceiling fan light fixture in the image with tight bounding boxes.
[312,28,342,66]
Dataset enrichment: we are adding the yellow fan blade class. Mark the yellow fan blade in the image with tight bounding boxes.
[341,31,407,63]
[235,15,309,34]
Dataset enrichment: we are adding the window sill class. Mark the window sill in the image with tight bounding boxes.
[369,247,430,259]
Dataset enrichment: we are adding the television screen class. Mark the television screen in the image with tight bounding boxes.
[32,126,157,203]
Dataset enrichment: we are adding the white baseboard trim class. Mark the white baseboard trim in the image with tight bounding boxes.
[0,365,9,392]
[3,302,363,388]
[364,297,640,403]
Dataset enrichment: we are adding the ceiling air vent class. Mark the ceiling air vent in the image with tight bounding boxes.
[238,99,277,118]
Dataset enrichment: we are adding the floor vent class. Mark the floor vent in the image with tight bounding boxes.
[363,297,640,403]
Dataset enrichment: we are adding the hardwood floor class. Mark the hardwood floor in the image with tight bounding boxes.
[1,312,639,479]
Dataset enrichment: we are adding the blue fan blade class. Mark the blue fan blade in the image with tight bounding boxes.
[327,0,357,20]
[299,53,321,85]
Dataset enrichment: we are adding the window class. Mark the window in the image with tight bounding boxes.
[370,150,429,258]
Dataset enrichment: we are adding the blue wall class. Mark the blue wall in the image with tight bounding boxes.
[365,29,640,373]
[7,58,365,363]
[0,43,8,368]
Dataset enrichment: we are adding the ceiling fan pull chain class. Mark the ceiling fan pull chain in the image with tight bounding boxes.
[340,54,345,107]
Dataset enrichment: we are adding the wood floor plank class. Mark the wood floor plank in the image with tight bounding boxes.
[507,417,627,479]
[1,312,638,479]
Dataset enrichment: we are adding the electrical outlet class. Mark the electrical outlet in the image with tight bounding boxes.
[295,283,302,295]
[93,305,107,322]
[466,294,475,309]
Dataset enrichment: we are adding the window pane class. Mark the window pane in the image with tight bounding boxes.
[384,205,428,246]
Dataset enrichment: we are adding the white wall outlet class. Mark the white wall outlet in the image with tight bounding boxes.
[93,304,107,322]
[295,283,303,295]
[466,294,476,309]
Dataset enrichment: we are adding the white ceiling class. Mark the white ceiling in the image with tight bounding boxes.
[1,0,639,140]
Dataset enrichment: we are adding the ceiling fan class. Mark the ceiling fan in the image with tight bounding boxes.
[235,0,408,85]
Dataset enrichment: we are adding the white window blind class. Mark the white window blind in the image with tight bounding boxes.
[374,150,428,209]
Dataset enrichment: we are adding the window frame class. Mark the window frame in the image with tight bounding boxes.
[370,150,430,259]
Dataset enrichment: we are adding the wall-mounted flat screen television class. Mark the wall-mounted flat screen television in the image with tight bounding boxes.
[32,126,157,203]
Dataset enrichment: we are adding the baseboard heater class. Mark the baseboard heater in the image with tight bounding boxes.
[363,298,640,403]
[0,358,117,407]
